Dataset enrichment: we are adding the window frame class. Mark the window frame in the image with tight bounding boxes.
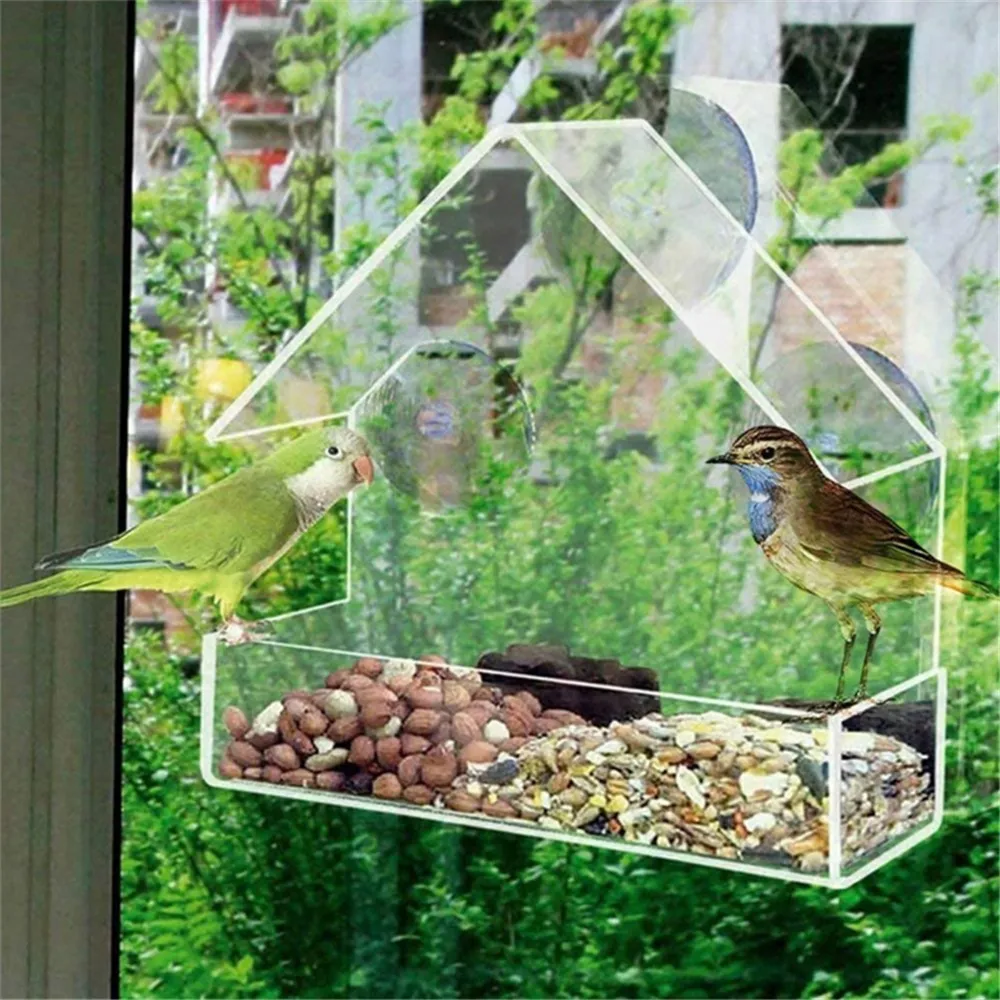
[1,2,132,996]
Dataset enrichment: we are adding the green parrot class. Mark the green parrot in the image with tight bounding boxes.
[0,425,374,643]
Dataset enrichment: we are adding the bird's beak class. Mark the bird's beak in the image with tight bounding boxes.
[352,455,375,486]
[706,453,734,466]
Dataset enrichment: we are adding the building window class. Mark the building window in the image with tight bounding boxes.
[422,0,502,121]
[781,24,913,207]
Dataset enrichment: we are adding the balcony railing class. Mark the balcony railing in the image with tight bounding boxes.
[208,0,289,94]
[208,0,280,52]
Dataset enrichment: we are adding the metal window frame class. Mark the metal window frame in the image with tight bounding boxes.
[1,2,131,997]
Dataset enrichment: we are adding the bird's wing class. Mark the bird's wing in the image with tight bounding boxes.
[796,479,957,576]
[39,468,300,576]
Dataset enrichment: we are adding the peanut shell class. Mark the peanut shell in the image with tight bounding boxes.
[483,719,510,745]
[228,741,263,768]
[375,737,403,771]
[320,689,359,720]
[402,784,435,806]
[421,747,458,787]
[404,708,442,736]
[218,756,243,779]
[280,768,316,788]
[348,735,376,767]
[353,657,384,678]
[327,716,364,744]
[373,773,402,800]
[223,706,250,740]
[400,733,431,756]
[264,744,299,771]
[305,748,349,772]
[397,754,424,787]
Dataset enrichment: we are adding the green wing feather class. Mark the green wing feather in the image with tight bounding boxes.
[117,468,299,572]
[43,466,299,576]
[3,452,308,617]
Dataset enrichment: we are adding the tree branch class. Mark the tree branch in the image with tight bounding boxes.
[133,220,166,258]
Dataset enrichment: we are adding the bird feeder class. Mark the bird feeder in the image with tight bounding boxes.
[198,81,952,887]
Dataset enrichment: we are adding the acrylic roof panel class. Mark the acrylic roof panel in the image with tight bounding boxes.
[207,117,943,490]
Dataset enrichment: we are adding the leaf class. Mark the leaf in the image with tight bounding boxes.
[276,60,317,95]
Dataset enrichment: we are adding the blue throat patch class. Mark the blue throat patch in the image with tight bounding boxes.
[736,465,781,543]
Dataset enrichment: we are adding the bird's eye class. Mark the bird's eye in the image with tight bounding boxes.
[326,445,342,459]
[760,447,776,461]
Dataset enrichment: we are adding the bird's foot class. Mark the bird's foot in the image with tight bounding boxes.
[822,691,868,716]
[818,698,853,717]
[217,616,275,646]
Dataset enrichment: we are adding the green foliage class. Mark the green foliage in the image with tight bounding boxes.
[121,633,275,998]
[414,95,487,192]
[131,321,179,404]
[275,0,408,99]
[570,0,688,120]
[950,271,1000,441]
[775,113,972,240]
[123,604,998,999]
[451,0,537,104]
[124,4,998,998]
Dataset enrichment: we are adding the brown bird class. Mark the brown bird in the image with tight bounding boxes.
[708,425,997,701]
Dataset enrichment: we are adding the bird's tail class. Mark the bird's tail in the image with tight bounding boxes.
[0,571,109,608]
[939,573,1000,600]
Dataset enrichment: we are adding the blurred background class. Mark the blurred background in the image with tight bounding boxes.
[123,1,998,996]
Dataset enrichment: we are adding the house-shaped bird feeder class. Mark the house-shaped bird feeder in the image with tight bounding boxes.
[199,82,948,888]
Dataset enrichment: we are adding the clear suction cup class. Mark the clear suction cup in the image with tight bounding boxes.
[663,87,759,284]
[352,339,535,512]
[750,341,938,517]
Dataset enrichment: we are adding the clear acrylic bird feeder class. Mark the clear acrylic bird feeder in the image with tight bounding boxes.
[199,80,950,887]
